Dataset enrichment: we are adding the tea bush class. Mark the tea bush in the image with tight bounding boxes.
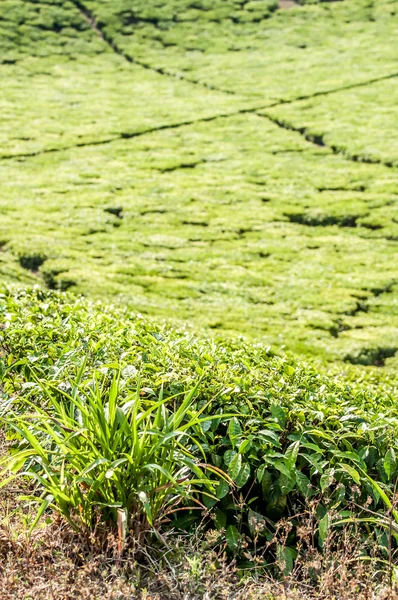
[2,0,398,364]
[2,287,398,558]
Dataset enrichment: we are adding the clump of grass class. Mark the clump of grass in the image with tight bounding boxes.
[0,367,230,546]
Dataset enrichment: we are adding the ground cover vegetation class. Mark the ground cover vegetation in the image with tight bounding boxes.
[1,288,398,597]
[1,0,398,596]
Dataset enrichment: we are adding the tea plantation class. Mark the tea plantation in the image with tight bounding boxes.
[1,0,398,365]
[1,0,398,597]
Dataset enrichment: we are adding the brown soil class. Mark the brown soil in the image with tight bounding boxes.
[278,0,297,9]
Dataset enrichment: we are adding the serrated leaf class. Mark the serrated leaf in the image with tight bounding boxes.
[216,479,230,499]
[284,364,295,377]
[258,429,280,445]
[318,513,330,547]
[340,414,366,424]
[295,470,311,497]
[224,449,237,466]
[277,545,295,576]
[384,448,396,481]
[339,463,361,484]
[331,483,346,507]
[320,468,335,491]
[228,453,242,481]
[285,441,300,468]
[227,417,242,448]
[334,451,362,464]
[270,404,286,428]
[257,463,266,483]
[261,470,272,498]
[235,462,250,488]
[238,437,252,454]
[214,508,227,530]
[200,420,212,433]
[211,453,222,468]
[274,461,293,478]
[302,453,324,475]
[226,525,240,552]
[203,494,217,509]
[300,442,324,454]
[278,473,296,495]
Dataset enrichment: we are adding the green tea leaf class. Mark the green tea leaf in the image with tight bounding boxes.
[235,462,250,488]
[228,453,243,481]
[257,463,266,483]
[277,545,295,576]
[224,449,237,466]
[285,440,300,468]
[384,448,396,481]
[238,437,252,454]
[320,468,335,491]
[226,525,240,552]
[270,404,286,428]
[214,508,227,530]
[295,470,311,497]
[216,479,230,499]
[261,470,273,498]
[318,513,330,547]
[284,364,295,377]
[339,463,361,484]
[278,473,296,495]
[227,417,242,448]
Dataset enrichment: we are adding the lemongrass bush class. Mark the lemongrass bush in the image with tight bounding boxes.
[0,368,231,542]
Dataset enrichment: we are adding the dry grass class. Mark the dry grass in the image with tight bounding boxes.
[1,510,397,600]
[1,430,397,600]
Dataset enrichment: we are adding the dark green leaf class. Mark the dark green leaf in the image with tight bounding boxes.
[216,479,230,499]
[228,453,243,481]
[226,525,240,552]
[214,508,227,530]
[295,470,311,497]
[318,513,330,547]
[235,462,251,488]
[270,404,286,428]
[227,417,242,448]
[384,448,396,481]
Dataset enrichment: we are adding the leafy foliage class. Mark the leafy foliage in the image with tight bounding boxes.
[0,363,229,541]
[1,0,398,364]
[2,288,398,554]
[1,0,398,570]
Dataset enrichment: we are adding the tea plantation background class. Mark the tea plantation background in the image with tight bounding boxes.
[1,0,398,365]
[1,1,398,598]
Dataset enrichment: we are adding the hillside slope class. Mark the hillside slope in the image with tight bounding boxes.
[1,0,398,364]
